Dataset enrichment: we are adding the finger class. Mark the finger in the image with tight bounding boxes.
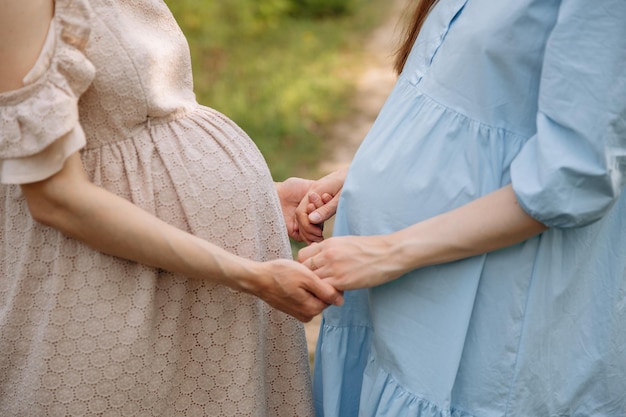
[305,203,325,235]
[321,193,333,204]
[306,256,332,282]
[308,193,340,224]
[297,242,321,263]
[300,225,324,245]
[296,209,325,244]
[308,192,325,209]
[288,222,301,241]
[292,296,329,322]
[295,196,324,244]
[306,276,343,307]
[288,259,342,308]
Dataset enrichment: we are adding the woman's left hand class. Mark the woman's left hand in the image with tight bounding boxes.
[275,177,324,241]
[297,235,405,291]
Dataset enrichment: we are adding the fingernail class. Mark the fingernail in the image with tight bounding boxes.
[309,212,322,223]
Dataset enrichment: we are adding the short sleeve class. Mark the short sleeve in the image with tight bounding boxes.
[0,0,95,184]
[510,0,626,228]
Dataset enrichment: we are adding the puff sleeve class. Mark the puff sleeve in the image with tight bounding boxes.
[0,1,95,185]
[510,0,626,228]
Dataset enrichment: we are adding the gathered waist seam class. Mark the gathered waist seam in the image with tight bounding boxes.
[398,75,531,141]
[144,104,199,128]
[82,104,202,152]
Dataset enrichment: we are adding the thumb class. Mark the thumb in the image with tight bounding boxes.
[308,277,344,307]
[308,193,340,224]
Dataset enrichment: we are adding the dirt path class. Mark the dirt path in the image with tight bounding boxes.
[304,0,406,356]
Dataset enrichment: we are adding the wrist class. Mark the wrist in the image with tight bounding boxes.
[230,258,267,296]
[381,232,417,281]
[386,227,435,278]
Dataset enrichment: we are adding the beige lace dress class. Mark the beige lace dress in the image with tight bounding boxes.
[0,0,314,416]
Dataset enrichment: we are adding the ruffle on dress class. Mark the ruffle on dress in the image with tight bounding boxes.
[0,0,95,184]
[358,357,479,417]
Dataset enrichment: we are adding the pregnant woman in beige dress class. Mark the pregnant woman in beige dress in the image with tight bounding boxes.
[0,0,342,415]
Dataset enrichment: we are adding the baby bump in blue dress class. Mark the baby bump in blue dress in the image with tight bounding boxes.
[313,0,626,416]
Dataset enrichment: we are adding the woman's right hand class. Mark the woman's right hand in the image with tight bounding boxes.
[295,167,348,244]
[245,259,344,322]
[20,153,342,322]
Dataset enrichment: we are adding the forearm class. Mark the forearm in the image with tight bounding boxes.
[66,185,254,288]
[21,156,259,293]
[391,184,547,273]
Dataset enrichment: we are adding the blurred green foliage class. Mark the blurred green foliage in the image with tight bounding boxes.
[165,0,389,180]
[289,0,357,17]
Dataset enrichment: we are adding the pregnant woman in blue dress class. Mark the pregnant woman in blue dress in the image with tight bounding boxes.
[298,0,626,416]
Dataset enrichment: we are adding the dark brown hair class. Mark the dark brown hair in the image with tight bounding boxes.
[393,0,440,75]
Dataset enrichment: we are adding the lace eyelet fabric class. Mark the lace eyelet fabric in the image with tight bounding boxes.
[0,0,314,415]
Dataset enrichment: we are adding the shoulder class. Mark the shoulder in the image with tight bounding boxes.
[0,0,54,92]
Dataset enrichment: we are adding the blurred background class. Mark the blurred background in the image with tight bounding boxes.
[165,0,394,181]
[165,0,405,362]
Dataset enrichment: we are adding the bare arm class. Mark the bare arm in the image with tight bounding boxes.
[298,184,547,290]
[397,184,547,270]
[0,0,54,92]
[22,153,342,321]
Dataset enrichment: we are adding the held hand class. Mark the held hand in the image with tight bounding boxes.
[297,235,405,291]
[253,258,344,322]
[295,168,348,244]
[306,191,335,221]
[275,177,324,242]
[298,185,549,292]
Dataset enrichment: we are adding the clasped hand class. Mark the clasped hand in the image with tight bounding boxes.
[292,168,403,292]
[274,168,403,321]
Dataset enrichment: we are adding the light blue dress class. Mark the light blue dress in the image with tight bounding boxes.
[313,0,626,416]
